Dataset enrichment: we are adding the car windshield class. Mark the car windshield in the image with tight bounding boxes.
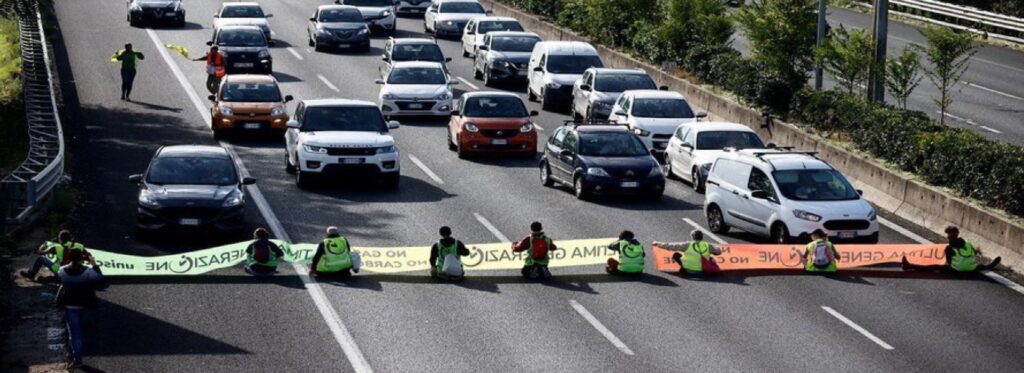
[319,8,364,22]
[439,2,485,13]
[462,96,527,117]
[579,132,649,157]
[137,0,176,3]
[221,83,281,103]
[147,157,238,186]
[478,21,523,33]
[303,107,388,132]
[491,36,539,52]
[631,98,694,118]
[216,29,267,46]
[546,55,603,74]
[696,131,764,150]
[387,66,446,84]
[594,74,656,92]
[773,169,860,201]
[392,44,445,62]
[221,6,264,18]
[344,0,393,6]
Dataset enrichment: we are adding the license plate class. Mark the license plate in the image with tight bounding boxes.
[621,181,639,188]
[341,158,364,164]
[234,62,254,68]
[839,231,857,239]
[408,103,424,109]
[243,123,261,129]
[165,12,176,16]
[338,43,351,49]
[491,139,508,145]
[179,218,200,226]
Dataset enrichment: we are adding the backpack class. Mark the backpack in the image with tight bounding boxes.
[530,236,550,260]
[253,241,272,263]
[812,241,833,267]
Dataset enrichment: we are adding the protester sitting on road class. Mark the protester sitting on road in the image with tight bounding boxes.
[244,228,285,276]
[606,230,645,275]
[655,230,722,276]
[803,229,840,273]
[56,249,108,370]
[21,230,88,281]
[429,226,471,281]
[902,226,1001,272]
[512,221,556,280]
[311,226,357,279]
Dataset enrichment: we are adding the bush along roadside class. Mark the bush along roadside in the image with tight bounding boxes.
[0,14,27,178]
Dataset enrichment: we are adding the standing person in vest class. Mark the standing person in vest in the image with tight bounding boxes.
[112,43,144,100]
[902,226,1001,272]
[244,228,285,276]
[606,230,645,275]
[193,45,226,93]
[311,226,357,279]
[803,229,840,273]
[655,230,722,276]
[512,221,557,280]
[21,230,88,281]
[429,226,471,280]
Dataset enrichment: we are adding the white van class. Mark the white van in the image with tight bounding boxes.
[527,41,603,111]
[704,149,879,244]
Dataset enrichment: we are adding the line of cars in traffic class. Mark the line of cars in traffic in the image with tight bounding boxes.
[126,0,879,245]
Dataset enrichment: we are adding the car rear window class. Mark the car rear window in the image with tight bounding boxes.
[222,5,264,18]
[478,21,523,33]
[579,132,649,157]
[491,36,539,52]
[462,96,527,117]
[546,55,603,74]
[147,157,238,186]
[303,106,388,132]
[631,98,694,118]
[216,29,267,46]
[773,169,859,201]
[696,131,764,150]
[594,73,656,92]
[439,2,485,13]
[387,66,446,84]
[319,8,364,22]
[392,44,445,62]
[222,82,281,102]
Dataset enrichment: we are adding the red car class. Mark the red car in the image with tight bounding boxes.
[447,91,539,158]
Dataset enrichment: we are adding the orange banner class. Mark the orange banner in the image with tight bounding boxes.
[653,244,947,272]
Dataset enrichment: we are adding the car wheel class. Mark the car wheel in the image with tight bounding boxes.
[771,222,792,244]
[462,46,470,57]
[447,130,457,151]
[539,162,553,187]
[540,89,553,111]
[482,69,493,87]
[473,66,483,80]
[664,154,677,180]
[308,33,315,47]
[573,176,589,200]
[707,205,729,234]
[456,135,469,159]
[528,88,537,102]
[571,107,583,123]
[585,106,594,122]
[692,168,705,193]
[382,173,400,189]
[176,17,185,28]
[646,191,663,201]
[213,128,226,141]
[285,152,296,174]
[296,169,313,189]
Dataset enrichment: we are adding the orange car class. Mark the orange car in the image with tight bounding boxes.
[447,91,539,158]
[209,74,293,139]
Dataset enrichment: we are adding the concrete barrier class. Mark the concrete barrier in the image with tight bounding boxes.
[480,0,1023,270]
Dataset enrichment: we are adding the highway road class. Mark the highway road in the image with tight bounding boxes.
[732,6,1024,144]
[47,0,1024,371]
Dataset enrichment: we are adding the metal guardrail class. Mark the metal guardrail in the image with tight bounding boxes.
[1,2,64,227]
[865,0,1024,44]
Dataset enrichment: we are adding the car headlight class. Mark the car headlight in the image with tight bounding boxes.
[793,209,822,222]
[868,209,877,221]
[382,93,397,100]
[130,4,141,11]
[445,20,455,26]
[222,191,244,207]
[271,106,286,116]
[464,123,479,133]
[219,106,233,116]
[376,145,397,154]
[434,92,451,100]
[303,144,329,154]
[138,189,160,208]
[587,167,610,177]
[380,9,393,17]
[258,50,270,59]
[503,61,516,69]
[545,82,561,89]
[358,28,369,35]
[633,127,650,137]
[648,166,663,178]
[520,122,533,132]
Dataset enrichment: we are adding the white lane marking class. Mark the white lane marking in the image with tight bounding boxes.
[569,300,635,355]
[318,74,340,92]
[887,35,1024,74]
[878,217,1024,296]
[821,306,894,350]
[936,111,977,126]
[457,76,479,90]
[682,218,726,244]
[962,81,1024,101]
[534,124,544,131]
[980,126,1003,134]
[287,47,305,60]
[473,213,510,242]
[145,29,373,373]
[408,154,444,185]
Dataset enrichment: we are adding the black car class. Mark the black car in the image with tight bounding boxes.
[127,0,185,27]
[474,31,540,86]
[381,38,451,77]
[307,5,372,52]
[130,145,256,237]
[208,25,273,74]
[539,125,665,200]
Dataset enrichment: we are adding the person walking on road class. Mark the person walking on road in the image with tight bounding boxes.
[112,43,144,101]
[244,228,285,276]
[429,226,471,281]
[311,226,358,279]
[21,230,87,281]
[512,221,556,280]
[902,226,1001,272]
[56,249,107,370]
[803,229,840,273]
[655,230,722,276]
[193,45,226,94]
[606,230,645,275]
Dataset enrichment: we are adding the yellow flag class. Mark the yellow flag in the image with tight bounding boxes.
[164,44,190,58]
[110,50,123,63]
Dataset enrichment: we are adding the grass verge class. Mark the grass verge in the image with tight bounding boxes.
[0,15,26,178]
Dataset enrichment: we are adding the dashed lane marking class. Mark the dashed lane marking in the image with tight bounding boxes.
[318,74,340,92]
[457,76,479,90]
[569,300,635,355]
[822,306,894,350]
[287,47,304,60]
[474,213,510,242]
[682,218,727,244]
[408,154,444,185]
[963,81,1024,101]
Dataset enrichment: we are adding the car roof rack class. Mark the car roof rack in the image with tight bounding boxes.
[747,150,826,172]
[563,118,627,128]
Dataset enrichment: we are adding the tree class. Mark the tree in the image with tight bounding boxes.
[915,26,979,126]
[734,0,818,112]
[813,25,874,95]
[885,47,923,110]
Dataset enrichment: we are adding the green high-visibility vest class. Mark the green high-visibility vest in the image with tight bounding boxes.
[50,242,86,273]
[317,237,353,272]
[246,241,279,268]
[617,240,645,273]
[524,235,553,267]
[950,241,978,272]
[804,239,837,272]
[682,241,710,273]
[435,240,459,269]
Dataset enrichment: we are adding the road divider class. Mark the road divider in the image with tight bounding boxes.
[652,244,946,272]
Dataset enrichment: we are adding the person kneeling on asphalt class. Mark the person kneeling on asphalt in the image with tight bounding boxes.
[245,228,285,276]
[803,229,840,274]
[311,226,358,279]
[512,221,556,280]
[655,230,722,276]
[429,226,471,281]
[21,230,88,281]
[902,226,1001,273]
[606,230,645,275]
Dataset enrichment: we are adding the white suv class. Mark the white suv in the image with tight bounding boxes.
[285,99,401,188]
[377,61,458,117]
[704,149,879,243]
[609,90,707,152]
[665,122,765,193]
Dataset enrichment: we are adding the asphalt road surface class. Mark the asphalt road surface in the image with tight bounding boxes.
[732,6,1024,144]
[47,0,1024,371]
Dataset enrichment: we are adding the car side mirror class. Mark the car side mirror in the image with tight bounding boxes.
[529,110,539,117]
[579,84,591,91]
[129,174,143,183]
[381,54,388,61]
[309,17,316,22]
[533,66,543,72]
[479,45,488,51]
[658,85,669,91]
[268,40,276,46]
[206,41,214,46]
[696,111,708,119]
[387,120,400,129]
[334,0,341,3]
[284,95,294,102]
[445,57,452,62]
[650,149,658,156]
[286,120,300,129]
[265,14,274,18]
[485,9,493,14]
[857,189,864,196]
[242,177,257,185]
[681,142,692,149]
[375,79,385,84]
[207,94,216,101]
[451,110,460,116]
[449,79,460,85]
[614,110,627,117]
[766,142,777,148]
[751,190,768,199]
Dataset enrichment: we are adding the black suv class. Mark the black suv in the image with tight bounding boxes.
[539,125,665,200]
[208,25,273,74]
[127,0,185,27]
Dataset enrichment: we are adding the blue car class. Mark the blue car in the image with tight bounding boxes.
[539,124,666,200]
